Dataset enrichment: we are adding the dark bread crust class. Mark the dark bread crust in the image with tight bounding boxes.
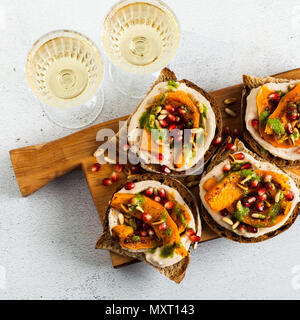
[241,74,300,168]
[96,173,201,283]
[200,138,300,243]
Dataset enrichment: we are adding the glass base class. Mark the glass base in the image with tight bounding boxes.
[42,88,104,129]
[109,63,159,99]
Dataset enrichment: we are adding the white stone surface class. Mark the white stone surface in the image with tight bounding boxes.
[1,0,300,299]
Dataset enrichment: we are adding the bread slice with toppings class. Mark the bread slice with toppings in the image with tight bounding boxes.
[94,68,222,176]
[199,138,300,243]
[242,74,300,168]
[96,173,201,283]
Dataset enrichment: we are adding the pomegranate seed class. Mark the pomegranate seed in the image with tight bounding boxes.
[131,165,141,174]
[102,178,113,186]
[265,182,275,190]
[263,174,272,183]
[175,116,181,123]
[251,180,259,188]
[164,201,174,210]
[269,92,280,103]
[226,143,237,151]
[285,191,294,201]
[115,164,123,172]
[154,196,161,202]
[159,189,166,198]
[140,230,147,237]
[148,229,154,237]
[165,104,175,113]
[186,229,195,237]
[223,164,231,173]
[159,119,168,128]
[242,163,251,170]
[289,113,299,121]
[248,226,258,233]
[91,163,101,172]
[169,124,177,131]
[190,234,201,243]
[220,209,229,217]
[168,114,176,122]
[244,202,250,208]
[111,172,119,182]
[256,202,264,212]
[251,119,259,129]
[213,136,223,146]
[124,182,135,190]
[234,152,245,160]
[178,107,187,116]
[142,213,152,222]
[223,126,231,137]
[162,165,171,174]
[233,128,240,137]
[286,123,293,135]
[258,194,267,202]
[157,153,164,161]
[238,223,247,232]
[145,187,154,197]
[257,188,266,196]
[159,222,167,231]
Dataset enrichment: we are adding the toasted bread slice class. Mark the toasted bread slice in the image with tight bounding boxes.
[94,68,222,176]
[241,74,300,168]
[199,138,300,243]
[96,173,201,283]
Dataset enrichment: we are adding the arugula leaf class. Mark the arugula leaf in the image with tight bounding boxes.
[259,110,270,128]
[267,118,285,137]
[132,235,140,242]
[139,112,150,128]
[167,80,179,90]
[239,169,261,181]
[268,202,281,218]
[234,205,250,222]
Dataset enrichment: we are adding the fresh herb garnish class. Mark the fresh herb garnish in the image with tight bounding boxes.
[269,202,281,218]
[159,93,167,104]
[267,118,285,137]
[234,204,250,222]
[161,212,167,222]
[260,147,267,155]
[165,227,172,237]
[132,235,140,242]
[160,244,176,258]
[167,80,179,90]
[202,104,207,118]
[139,112,150,128]
[239,169,261,181]
[259,110,270,128]
[180,214,188,228]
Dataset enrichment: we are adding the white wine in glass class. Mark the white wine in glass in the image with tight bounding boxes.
[26,30,104,129]
[102,0,180,98]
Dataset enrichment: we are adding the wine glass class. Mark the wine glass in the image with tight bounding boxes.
[102,0,180,98]
[26,30,104,129]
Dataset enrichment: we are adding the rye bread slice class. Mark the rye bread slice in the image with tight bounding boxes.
[200,138,300,243]
[94,68,222,176]
[95,173,201,283]
[241,74,300,168]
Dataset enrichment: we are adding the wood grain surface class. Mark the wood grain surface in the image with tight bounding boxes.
[10,68,300,268]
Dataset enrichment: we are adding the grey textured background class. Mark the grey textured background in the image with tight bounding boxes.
[1,0,300,299]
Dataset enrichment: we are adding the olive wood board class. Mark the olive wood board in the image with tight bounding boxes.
[9,68,300,268]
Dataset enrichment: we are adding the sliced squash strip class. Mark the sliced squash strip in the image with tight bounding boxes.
[112,225,160,250]
[170,203,191,234]
[204,173,243,213]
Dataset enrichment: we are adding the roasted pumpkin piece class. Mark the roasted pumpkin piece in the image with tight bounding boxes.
[204,173,243,213]
[171,203,191,234]
[203,177,218,191]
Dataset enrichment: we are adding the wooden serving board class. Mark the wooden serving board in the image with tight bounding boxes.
[10,68,300,268]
